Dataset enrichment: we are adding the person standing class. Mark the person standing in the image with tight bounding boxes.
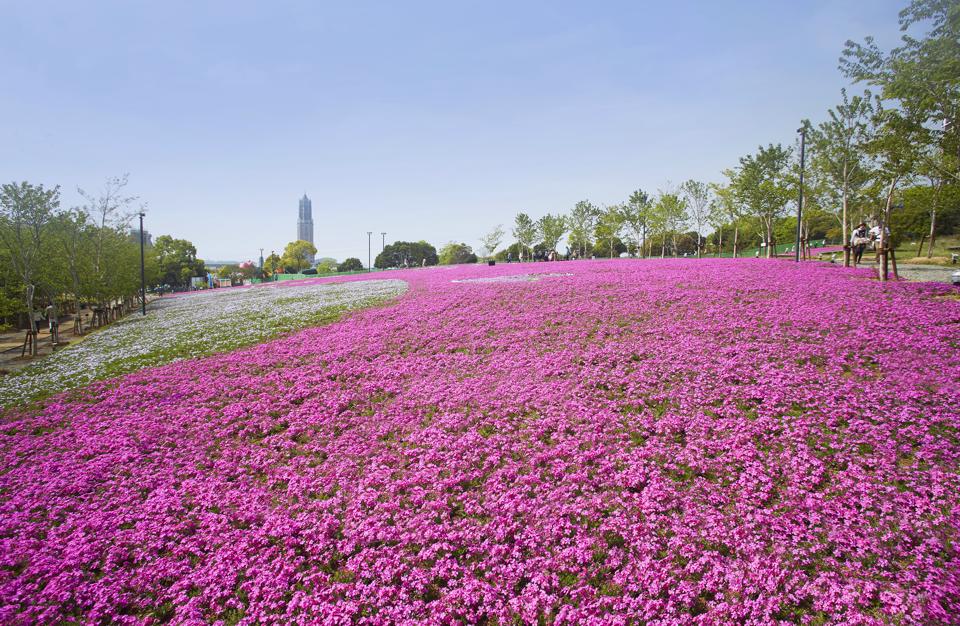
[46,303,59,343]
[851,223,869,266]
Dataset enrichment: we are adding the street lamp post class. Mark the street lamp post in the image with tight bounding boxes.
[795,124,806,263]
[138,212,146,315]
[381,232,386,257]
[367,231,372,273]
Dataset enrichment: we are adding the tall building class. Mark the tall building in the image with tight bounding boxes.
[129,228,152,247]
[297,194,315,265]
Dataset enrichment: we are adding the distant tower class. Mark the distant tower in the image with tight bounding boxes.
[297,194,315,265]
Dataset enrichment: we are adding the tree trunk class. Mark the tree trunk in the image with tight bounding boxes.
[732,226,739,259]
[880,177,899,282]
[696,233,701,259]
[718,227,723,258]
[661,239,666,259]
[25,284,37,356]
[71,274,83,335]
[927,209,937,258]
[842,171,851,267]
[927,179,942,258]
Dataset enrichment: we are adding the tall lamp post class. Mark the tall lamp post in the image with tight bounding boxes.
[367,231,372,273]
[381,232,386,256]
[795,124,806,262]
[138,212,146,315]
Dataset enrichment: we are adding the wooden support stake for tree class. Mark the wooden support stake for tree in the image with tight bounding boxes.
[21,330,36,357]
[890,247,899,280]
[916,234,926,258]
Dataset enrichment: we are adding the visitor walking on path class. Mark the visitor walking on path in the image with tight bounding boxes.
[45,303,59,344]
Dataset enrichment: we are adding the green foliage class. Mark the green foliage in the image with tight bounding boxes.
[0,182,61,332]
[438,242,478,265]
[263,252,282,277]
[281,240,317,273]
[374,241,438,268]
[512,213,537,258]
[567,200,599,257]
[621,190,652,255]
[681,180,711,256]
[894,183,960,238]
[808,89,876,240]
[337,257,364,272]
[493,242,525,262]
[537,214,567,253]
[479,225,505,259]
[649,191,689,256]
[730,144,794,255]
[153,235,205,290]
[315,260,337,274]
[841,0,959,186]
[594,206,625,258]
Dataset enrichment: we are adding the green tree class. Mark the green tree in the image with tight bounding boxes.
[809,89,876,265]
[621,189,652,257]
[680,180,711,257]
[281,239,317,273]
[841,0,959,187]
[0,182,60,351]
[731,144,794,257]
[866,106,923,275]
[337,257,364,272]
[438,242,478,265]
[374,241,438,268]
[567,200,599,258]
[50,209,95,329]
[537,214,567,254]
[708,181,743,257]
[594,205,625,258]
[315,259,337,274]
[153,235,205,289]
[650,192,688,257]
[78,175,140,305]
[479,224,505,259]
[512,213,537,261]
[263,252,282,277]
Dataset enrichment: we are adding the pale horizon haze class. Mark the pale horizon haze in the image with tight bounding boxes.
[1,1,906,263]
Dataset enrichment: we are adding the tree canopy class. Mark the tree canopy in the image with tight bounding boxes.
[374,241,438,268]
[438,242,478,265]
[281,240,317,273]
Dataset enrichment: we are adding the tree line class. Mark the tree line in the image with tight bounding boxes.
[0,176,210,350]
[480,0,958,269]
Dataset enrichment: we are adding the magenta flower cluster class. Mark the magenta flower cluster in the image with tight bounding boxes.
[1,259,959,625]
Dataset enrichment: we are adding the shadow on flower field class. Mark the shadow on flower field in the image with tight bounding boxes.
[1,259,959,625]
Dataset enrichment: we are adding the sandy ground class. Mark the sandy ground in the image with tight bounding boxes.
[859,261,960,284]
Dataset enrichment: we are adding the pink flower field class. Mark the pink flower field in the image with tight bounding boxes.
[1,259,959,625]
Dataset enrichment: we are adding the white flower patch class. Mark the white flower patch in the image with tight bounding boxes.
[452,273,573,284]
[1,279,406,408]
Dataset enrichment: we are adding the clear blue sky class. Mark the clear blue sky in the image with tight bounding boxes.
[1,0,905,263]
